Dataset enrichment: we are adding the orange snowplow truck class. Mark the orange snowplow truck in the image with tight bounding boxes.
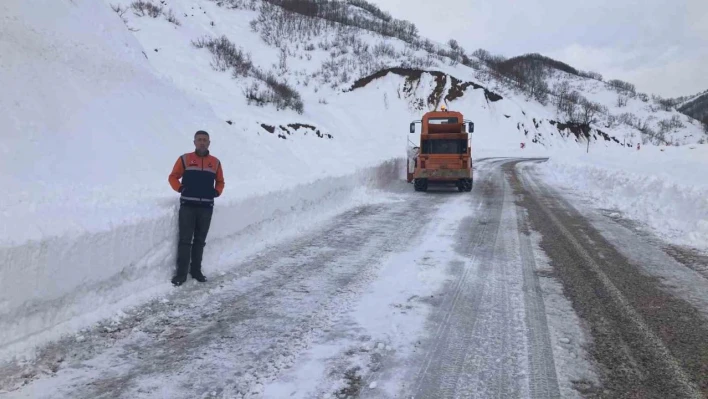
[407,108,474,192]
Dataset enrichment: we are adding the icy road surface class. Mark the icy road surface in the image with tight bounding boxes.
[2,158,708,398]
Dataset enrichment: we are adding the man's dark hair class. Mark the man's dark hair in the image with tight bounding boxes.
[194,130,210,139]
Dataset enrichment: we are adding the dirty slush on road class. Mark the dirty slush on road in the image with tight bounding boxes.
[510,160,708,399]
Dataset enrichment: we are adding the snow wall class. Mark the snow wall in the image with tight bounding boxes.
[0,158,405,359]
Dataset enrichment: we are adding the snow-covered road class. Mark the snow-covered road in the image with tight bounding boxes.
[3,158,708,399]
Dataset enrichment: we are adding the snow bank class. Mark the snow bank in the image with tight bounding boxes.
[0,158,405,359]
[536,144,708,250]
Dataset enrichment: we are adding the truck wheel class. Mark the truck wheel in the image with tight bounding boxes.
[457,179,465,192]
[465,178,473,192]
[414,178,428,192]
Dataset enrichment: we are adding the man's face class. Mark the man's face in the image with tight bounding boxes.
[194,134,210,153]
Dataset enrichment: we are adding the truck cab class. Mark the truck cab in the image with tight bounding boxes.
[407,108,474,192]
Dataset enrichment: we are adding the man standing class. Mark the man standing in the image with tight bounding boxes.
[168,130,225,286]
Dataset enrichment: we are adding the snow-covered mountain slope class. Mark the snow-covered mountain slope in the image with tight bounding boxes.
[114,0,706,148]
[1,0,706,360]
[674,88,708,107]
[547,70,704,145]
[677,90,708,124]
[469,55,707,146]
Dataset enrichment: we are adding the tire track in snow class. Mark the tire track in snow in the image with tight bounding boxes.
[401,158,563,399]
[448,164,524,399]
[509,160,562,399]
[517,163,706,398]
[407,159,549,398]
[407,160,497,398]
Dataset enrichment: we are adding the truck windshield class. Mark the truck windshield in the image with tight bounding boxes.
[422,139,467,154]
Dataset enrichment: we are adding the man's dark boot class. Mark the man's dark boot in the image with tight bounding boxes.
[171,276,185,286]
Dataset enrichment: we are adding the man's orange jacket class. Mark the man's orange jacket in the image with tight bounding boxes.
[169,151,224,206]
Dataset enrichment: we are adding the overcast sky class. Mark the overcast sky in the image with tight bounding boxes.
[368,0,708,98]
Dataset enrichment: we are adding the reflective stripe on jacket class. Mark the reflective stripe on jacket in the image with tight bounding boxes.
[168,151,225,206]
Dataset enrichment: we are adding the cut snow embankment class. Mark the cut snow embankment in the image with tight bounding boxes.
[0,159,405,361]
[0,0,412,360]
[536,145,708,251]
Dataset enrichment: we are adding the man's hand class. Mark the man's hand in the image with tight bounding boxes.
[178,186,184,193]
[214,189,220,197]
